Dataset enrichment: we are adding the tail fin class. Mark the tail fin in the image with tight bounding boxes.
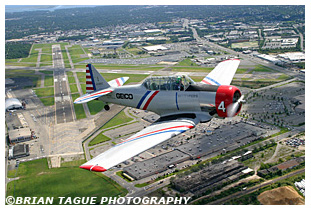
[86,64,110,93]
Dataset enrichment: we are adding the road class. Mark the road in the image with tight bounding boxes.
[52,45,75,124]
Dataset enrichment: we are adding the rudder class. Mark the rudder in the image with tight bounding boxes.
[86,64,110,93]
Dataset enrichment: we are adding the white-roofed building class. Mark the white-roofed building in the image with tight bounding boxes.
[142,45,168,52]
[5,98,23,111]
[278,52,305,63]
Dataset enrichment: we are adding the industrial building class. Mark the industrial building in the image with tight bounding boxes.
[123,150,190,180]
[171,160,250,195]
[8,144,30,160]
[258,156,305,177]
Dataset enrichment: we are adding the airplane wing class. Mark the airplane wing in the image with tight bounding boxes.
[201,59,240,86]
[74,87,114,104]
[108,77,129,88]
[80,117,199,172]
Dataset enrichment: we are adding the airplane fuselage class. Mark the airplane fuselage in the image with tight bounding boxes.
[99,84,217,120]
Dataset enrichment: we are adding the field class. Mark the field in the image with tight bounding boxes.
[6,158,127,204]
[71,94,86,120]
[69,84,78,93]
[100,110,133,130]
[34,87,54,98]
[231,41,259,49]
[88,133,112,147]
[34,87,55,106]
[44,76,54,87]
[87,100,106,115]
[88,110,133,146]
[39,97,55,106]
[67,45,87,64]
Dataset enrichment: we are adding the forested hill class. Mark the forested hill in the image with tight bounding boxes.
[6,5,305,40]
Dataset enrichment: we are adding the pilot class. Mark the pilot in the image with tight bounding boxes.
[177,76,184,91]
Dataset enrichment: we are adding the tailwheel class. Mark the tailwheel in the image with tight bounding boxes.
[104,105,110,111]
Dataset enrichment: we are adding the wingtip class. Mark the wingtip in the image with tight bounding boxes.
[80,165,107,172]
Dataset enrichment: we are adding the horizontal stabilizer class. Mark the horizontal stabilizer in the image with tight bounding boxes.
[108,77,129,88]
[74,88,114,104]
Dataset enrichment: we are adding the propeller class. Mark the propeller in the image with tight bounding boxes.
[227,95,245,117]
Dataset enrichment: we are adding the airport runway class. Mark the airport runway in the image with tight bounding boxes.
[52,45,74,124]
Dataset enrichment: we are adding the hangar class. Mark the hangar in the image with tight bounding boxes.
[5,98,23,111]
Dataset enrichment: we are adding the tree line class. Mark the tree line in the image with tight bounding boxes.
[5,42,32,59]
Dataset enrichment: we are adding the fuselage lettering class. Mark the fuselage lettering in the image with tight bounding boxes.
[116,93,133,100]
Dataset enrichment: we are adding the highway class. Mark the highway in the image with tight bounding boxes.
[52,45,75,124]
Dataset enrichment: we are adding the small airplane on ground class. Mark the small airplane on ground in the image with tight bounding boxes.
[74,59,244,172]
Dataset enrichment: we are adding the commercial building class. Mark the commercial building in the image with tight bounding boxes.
[142,45,168,53]
[278,52,305,63]
[123,150,190,180]
[8,127,32,143]
[176,122,266,159]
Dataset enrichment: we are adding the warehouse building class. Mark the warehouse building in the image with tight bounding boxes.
[171,160,248,195]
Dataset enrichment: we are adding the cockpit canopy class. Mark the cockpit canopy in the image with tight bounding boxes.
[143,75,195,91]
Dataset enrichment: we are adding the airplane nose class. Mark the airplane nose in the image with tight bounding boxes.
[79,165,107,172]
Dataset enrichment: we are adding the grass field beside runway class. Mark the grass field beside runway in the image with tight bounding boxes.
[34,87,54,97]
[88,110,133,146]
[71,94,86,120]
[69,84,78,93]
[34,87,55,106]
[87,100,106,115]
[6,158,128,204]
[88,133,112,147]
[67,45,87,64]
[44,76,54,87]
[39,97,55,106]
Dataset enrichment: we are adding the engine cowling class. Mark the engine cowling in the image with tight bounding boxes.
[215,85,242,118]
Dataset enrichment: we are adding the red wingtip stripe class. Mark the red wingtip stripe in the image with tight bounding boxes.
[80,165,106,172]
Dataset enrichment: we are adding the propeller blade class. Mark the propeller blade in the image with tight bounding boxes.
[227,95,245,117]
[227,102,239,117]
